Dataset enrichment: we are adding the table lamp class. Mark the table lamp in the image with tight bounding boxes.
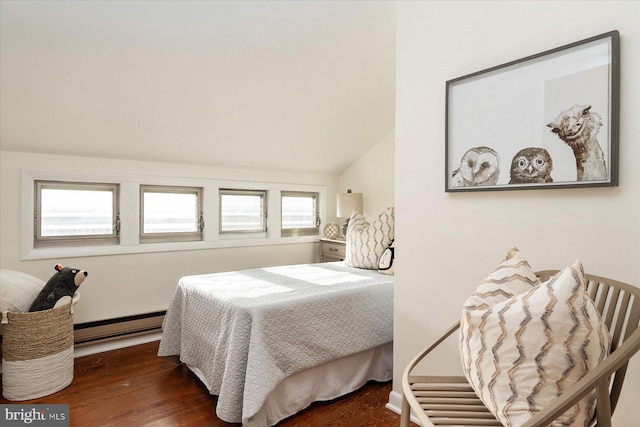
[336,189,363,237]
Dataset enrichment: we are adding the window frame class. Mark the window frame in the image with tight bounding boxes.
[34,180,120,248]
[280,191,320,237]
[22,169,327,260]
[139,185,204,244]
[219,189,268,234]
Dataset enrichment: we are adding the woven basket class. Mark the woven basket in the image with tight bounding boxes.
[2,303,74,401]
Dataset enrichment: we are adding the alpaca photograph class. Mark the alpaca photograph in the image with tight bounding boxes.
[547,104,607,181]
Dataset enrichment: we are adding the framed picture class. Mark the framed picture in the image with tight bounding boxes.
[445,30,619,192]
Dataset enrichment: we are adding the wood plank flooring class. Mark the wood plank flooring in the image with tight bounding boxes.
[1,341,410,426]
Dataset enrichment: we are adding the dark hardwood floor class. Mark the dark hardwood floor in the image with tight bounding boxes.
[1,341,410,426]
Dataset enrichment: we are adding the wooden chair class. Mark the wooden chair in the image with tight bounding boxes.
[400,271,640,427]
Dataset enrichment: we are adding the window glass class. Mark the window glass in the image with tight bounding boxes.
[281,192,319,237]
[35,181,119,247]
[220,190,266,233]
[140,186,202,242]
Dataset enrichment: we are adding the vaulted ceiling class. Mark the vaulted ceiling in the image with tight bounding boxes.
[0,1,396,175]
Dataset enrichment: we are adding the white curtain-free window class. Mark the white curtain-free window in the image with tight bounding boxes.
[35,181,119,247]
[140,185,203,243]
[219,189,267,233]
[281,191,319,237]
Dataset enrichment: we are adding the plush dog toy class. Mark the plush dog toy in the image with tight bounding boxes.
[28,264,88,312]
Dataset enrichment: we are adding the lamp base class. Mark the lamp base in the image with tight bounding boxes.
[341,218,350,237]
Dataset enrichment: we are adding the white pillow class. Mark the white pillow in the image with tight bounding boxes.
[0,270,45,313]
[344,207,394,270]
[460,255,610,426]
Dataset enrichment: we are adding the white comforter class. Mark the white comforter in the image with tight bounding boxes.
[157,262,394,426]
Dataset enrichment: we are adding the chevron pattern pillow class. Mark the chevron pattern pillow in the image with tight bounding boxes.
[344,207,394,269]
[460,255,610,427]
[461,247,540,311]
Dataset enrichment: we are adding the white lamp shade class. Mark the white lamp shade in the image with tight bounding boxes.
[336,192,363,218]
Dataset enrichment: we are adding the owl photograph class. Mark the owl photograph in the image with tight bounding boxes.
[450,146,500,188]
[509,147,554,184]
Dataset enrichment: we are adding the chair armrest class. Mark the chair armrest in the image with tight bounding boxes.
[401,320,461,425]
[402,320,461,379]
[521,327,640,427]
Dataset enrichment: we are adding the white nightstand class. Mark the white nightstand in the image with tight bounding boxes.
[319,238,346,262]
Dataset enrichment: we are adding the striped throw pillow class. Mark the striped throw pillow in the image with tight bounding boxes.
[344,208,394,270]
[460,256,610,427]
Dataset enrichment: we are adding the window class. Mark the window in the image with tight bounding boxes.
[281,191,320,237]
[25,170,324,259]
[35,181,119,247]
[219,189,267,233]
[140,186,203,243]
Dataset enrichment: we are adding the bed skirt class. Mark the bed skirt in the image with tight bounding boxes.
[188,342,393,427]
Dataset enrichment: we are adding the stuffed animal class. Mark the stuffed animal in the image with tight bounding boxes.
[28,264,88,312]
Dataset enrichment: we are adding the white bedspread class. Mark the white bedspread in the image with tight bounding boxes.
[157,262,393,425]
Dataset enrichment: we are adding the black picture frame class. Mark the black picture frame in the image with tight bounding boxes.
[445,30,619,192]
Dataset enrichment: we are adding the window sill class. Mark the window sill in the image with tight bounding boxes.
[22,235,320,260]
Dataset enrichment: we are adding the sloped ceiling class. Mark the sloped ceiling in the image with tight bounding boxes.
[0,1,395,175]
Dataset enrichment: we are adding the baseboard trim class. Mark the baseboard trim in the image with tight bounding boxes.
[386,390,423,426]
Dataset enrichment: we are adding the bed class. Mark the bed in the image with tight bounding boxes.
[157,261,394,426]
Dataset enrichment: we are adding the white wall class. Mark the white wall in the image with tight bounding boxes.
[395,1,639,425]
[338,131,395,220]
[0,150,338,324]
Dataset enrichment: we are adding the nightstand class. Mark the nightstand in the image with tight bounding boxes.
[319,238,346,262]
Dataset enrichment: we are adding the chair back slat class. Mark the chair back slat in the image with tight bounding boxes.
[584,274,640,414]
[601,287,621,331]
[621,289,640,342]
[585,279,604,310]
[609,291,632,353]
[610,289,640,412]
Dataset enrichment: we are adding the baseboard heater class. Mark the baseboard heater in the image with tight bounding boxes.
[73,311,166,344]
